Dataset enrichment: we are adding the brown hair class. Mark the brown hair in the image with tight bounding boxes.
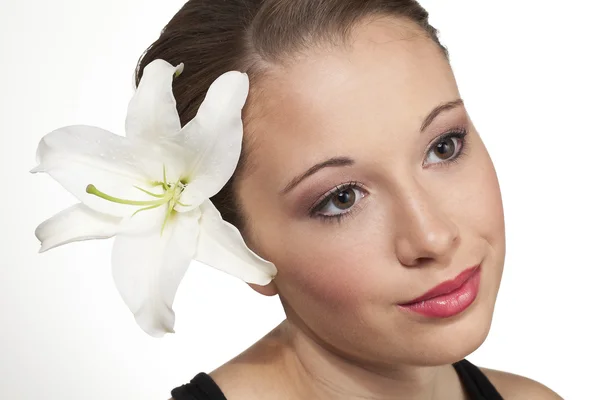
[135,0,448,231]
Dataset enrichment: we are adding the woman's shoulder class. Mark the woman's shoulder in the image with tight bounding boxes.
[169,327,290,400]
[479,366,563,399]
[208,361,278,400]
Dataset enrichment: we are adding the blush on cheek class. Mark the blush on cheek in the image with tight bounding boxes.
[277,248,374,312]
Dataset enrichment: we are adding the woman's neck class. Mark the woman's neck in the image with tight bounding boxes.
[213,319,467,400]
[271,320,467,400]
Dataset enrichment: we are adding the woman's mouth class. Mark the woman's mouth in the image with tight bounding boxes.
[397,265,481,318]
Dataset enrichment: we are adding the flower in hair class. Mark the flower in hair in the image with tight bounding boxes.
[31,59,277,337]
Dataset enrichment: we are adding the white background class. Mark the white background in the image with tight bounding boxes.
[1,1,598,399]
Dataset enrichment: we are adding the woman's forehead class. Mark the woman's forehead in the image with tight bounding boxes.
[243,18,459,179]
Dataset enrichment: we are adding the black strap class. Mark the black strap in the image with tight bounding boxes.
[453,359,504,400]
[171,372,227,400]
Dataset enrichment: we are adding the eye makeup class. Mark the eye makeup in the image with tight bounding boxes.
[422,126,470,169]
[307,125,471,223]
[308,181,368,223]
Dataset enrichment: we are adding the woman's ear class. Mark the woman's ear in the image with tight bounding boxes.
[247,280,279,296]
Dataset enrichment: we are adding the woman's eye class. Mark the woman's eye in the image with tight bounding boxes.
[424,130,467,166]
[310,130,467,221]
[313,185,366,217]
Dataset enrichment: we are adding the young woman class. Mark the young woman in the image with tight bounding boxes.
[69,0,568,399]
[126,0,569,399]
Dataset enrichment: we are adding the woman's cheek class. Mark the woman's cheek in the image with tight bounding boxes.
[275,235,384,311]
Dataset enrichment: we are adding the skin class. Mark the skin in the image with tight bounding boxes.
[171,16,562,400]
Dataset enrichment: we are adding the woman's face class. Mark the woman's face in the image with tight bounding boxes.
[238,17,505,367]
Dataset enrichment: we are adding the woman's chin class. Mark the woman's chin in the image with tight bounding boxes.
[394,306,494,366]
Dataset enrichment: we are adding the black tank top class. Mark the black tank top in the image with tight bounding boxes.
[171,359,503,399]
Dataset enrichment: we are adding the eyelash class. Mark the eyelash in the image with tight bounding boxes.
[309,181,366,223]
[423,127,470,169]
[309,127,470,223]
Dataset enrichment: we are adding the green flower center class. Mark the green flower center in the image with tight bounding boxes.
[86,165,189,233]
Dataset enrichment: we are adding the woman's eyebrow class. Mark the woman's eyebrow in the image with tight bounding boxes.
[280,157,354,195]
[280,98,463,195]
[420,98,464,132]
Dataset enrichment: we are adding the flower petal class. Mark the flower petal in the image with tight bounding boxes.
[125,59,184,141]
[31,125,167,218]
[35,203,121,252]
[194,200,277,285]
[173,71,249,211]
[111,210,200,337]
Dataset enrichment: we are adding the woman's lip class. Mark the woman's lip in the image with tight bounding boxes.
[400,264,480,305]
[397,267,481,318]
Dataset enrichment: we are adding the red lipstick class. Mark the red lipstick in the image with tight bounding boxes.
[398,265,481,318]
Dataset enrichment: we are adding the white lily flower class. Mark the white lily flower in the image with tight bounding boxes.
[32,59,277,338]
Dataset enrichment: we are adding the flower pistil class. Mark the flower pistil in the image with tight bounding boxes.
[86,165,189,233]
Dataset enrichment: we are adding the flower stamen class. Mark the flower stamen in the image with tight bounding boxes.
[86,165,189,235]
[134,185,165,198]
[86,184,168,207]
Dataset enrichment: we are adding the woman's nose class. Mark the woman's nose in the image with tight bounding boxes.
[392,183,460,268]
